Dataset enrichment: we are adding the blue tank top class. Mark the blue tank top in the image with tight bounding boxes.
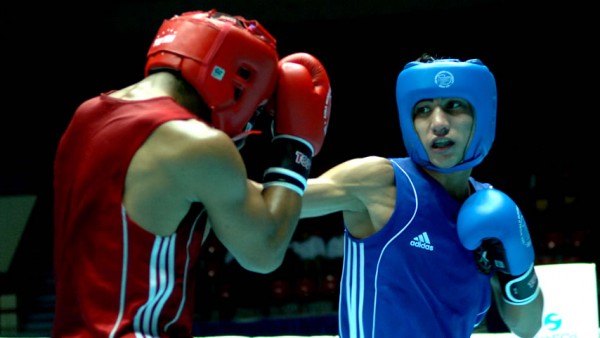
[338,157,492,338]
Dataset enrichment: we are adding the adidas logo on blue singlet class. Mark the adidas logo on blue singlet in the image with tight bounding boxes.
[410,232,434,251]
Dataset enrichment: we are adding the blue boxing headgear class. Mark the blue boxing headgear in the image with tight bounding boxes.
[395,59,497,173]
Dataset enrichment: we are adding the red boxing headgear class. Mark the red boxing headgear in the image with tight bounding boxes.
[145,9,279,138]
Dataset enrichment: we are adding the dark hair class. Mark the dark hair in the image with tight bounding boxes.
[416,53,450,63]
[416,53,440,63]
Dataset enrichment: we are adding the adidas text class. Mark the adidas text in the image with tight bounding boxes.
[410,240,434,251]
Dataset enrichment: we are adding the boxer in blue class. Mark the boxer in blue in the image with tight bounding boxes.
[301,54,544,338]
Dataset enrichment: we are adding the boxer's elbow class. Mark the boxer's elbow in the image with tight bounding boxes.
[236,250,286,274]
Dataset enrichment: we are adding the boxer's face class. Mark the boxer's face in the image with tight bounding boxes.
[413,97,474,170]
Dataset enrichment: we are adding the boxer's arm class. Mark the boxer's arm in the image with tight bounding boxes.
[301,156,394,218]
[491,274,545,338]
[249,156,359,219]
[249,173,359,219]
[457,188,544,338]
[167,121,301,273]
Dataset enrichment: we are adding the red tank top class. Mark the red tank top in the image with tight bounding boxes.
[53,94,206,337]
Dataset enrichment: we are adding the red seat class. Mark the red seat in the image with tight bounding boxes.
[319,273,339,298]
[296,276,317,301]
[271,279,292,304]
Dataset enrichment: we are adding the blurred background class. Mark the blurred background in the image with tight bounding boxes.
[0,0,594,335]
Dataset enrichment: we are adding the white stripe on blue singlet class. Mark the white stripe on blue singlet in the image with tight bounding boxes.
[345,238,365,338]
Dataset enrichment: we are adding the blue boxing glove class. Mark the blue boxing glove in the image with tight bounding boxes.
[457,188,540,305]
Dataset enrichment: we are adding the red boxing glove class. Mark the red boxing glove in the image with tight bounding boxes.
[263,53,332,196]
[273,52,332,156]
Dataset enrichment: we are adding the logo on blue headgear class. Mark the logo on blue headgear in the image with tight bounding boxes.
[395,59,497,173]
